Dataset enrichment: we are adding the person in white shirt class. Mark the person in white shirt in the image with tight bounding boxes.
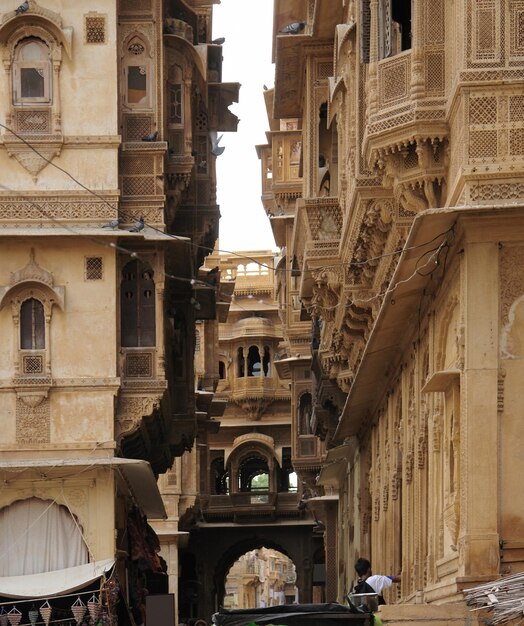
[354,557,401,605]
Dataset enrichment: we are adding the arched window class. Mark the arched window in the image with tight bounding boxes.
[20,298,45,349]
[0,498,88,576]
[121,260,156,347]
[124,37,151,109]
[218,360,226,379]
[299,393,313,435]
[238,455,270,492]
[13,37,52,104]
[247,345,261,377]
[237,347,244,377]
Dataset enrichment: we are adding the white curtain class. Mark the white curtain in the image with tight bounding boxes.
[0,498,89,576]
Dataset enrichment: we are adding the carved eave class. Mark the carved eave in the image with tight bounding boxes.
[366,120,448,165]
[0,0,73,60]
[165,35,207,102]
[273,32,308,119]
[269,214,293,248]
[208,83,240,132]
[334,204,494,442]
[273,354,311,379]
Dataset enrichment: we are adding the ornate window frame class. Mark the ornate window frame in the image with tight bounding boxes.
[12,36,52,104]
[0,4,72,175]
[0,250,64,382]
[122,34,153,111]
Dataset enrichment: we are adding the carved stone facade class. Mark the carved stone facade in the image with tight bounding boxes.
[0,0,236,621]
[176,252,324,621]
[262,1,524,624]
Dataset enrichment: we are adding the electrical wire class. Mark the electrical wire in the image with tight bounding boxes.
[0,121,456,278]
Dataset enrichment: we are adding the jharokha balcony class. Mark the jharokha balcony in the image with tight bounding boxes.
[201,491,301,524]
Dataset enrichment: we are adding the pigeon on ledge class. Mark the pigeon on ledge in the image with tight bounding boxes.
[101,218,122,229]
[211,37,225,45]
[209,131,225,157]
[280,21,306,34]
[128,217,145,232]
[15,1,29,14]
[141,131,158,142]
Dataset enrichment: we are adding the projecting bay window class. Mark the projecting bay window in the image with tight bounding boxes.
[360,0,412,62]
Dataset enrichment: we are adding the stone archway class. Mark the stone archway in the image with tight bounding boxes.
[213,536,297,608]
[180,524,321,624]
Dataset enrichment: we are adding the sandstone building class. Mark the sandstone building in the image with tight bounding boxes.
[0,0,236,623]
[258,1,524,624]
[179,251,325,622]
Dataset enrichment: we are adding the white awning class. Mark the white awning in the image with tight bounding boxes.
[0,457,166,519]
[0,559,115,599]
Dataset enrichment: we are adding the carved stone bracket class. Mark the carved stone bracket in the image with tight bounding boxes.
[116,394,161,439]
[230,397,274,421]
[348,200,392,285]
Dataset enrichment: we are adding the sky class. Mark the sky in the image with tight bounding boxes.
[212,0,277,253]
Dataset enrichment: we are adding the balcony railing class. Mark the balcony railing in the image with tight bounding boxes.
[202,491,301,523]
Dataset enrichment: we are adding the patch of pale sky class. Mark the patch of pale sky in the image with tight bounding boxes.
[212,0,278,254]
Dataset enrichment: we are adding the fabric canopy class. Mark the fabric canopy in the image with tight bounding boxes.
[0,559,115,599]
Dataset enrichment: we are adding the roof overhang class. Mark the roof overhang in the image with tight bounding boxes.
[0,559,115,599]
[0,457,167,519]
[273,354,311,379]
[334,203,524,442]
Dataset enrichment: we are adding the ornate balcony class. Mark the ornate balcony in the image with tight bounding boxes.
[201,491,301,524]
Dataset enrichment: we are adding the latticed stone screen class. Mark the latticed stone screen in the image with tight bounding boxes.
[468,95,524,161]
[85,256,103,280]
[123,115,153,141]
[379,56,410,106]
[299,437,316,456]
[125,352,153,378]
[317,62,332,79]
[15,110,50,134]
[22,354,43,375]
[85,15,106,44]
[121,155,157,197]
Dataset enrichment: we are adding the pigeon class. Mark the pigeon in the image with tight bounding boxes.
[209,131,225,157]
[101,217,122,229]
[141,130,158,142]
[205,266,220,285]
[15,0,29,14]
[263,84,268,90]
[128,217,144,232]
[163,24,175,35]
[280,21,306,34]
[211,37,225,45]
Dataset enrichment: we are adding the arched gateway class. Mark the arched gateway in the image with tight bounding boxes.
[179,526,323,623]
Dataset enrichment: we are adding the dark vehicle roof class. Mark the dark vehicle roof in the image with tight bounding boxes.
[212,602,371,626]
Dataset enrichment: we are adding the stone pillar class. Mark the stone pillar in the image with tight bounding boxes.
[460,239,500,578]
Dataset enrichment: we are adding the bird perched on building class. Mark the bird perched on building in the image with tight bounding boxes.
[15,1,29,14]
[211,37,225,45]
[163,24,175,34]
[209,130,225,157]
[141,130,158,142]
[280,21,306,34]
[101,218,122,229]
[128,217,144,232]
[205,266,220,285]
